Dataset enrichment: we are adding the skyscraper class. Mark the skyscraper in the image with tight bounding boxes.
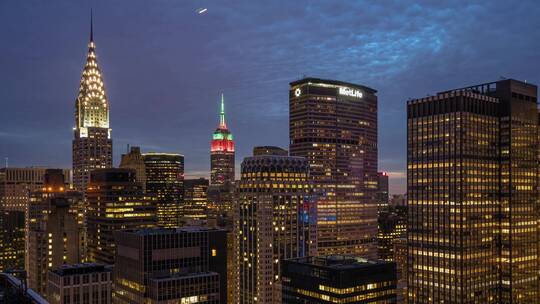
[86,169,156,264]
[72,15,112,193]
[407,79,538,303]
[142,152,184,228]
[183,178,209,222]
[376,171,389,211]
[119,146,146,191]
[210,94,235,186]
[26,170,84,297]
[208,94,235,216]
[235,146,315,303]
[0,167,71,211]
[113,227,227,304]
[289,78,378,257]
[0,210,24,272]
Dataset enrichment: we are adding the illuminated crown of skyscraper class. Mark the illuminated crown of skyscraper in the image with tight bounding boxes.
[75,11,109,130]
[211,94,234,152]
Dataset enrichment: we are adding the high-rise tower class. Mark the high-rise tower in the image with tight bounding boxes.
[407,79,539,303]
[235,147,314,303]
[72,13,112,193]
[289,78,379,257]
[208,94,235,216]
[210,94,235,185]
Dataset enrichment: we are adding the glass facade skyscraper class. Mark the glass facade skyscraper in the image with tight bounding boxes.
[143,152,184,228]
[289,78,378,257]
[407,79,538,303]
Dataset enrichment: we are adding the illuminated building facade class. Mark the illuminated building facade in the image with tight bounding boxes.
[377,205,406,261]
[47,263,112,304]
[289,78,378,257]
[112,227,227,304]
[235,147,315,304]
[72,17,112,193]
[119,146,146,191]
[143,152,184,228]
[208,94,235,216]
[86,169,156,265]
[281,256,397,303]
[183,178,209,222]
[407,79,539,303]
[0,167,71,211]
[210,94,235,186]
[26,170,84,297]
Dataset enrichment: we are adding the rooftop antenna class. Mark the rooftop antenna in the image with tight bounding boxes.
[90,8,94,42]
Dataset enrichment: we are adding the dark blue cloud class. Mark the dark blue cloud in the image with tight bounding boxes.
[1,0,539,194]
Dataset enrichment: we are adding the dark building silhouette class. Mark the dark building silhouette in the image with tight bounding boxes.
[113,227,227,304]
[282,256,397,303]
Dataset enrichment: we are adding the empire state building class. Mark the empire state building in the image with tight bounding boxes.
[72,16,112,193]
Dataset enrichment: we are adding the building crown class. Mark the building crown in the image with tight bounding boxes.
[75,11,110,130]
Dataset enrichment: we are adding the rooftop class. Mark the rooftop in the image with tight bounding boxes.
[50,263,111,276]
[121,226,224,236]
[290,77,377,94]
[288,255,392,271]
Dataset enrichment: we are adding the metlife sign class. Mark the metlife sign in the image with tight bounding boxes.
[338,86,363,98]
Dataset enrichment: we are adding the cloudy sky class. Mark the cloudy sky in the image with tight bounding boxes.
[1,0,539,194]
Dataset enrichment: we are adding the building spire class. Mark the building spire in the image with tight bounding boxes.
[219,93,227,129]
[90,9,94,42]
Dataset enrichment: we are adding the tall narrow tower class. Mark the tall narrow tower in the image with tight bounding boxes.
[210,94,235,186]
[72,13,112,193]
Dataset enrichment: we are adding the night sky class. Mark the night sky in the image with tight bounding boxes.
[1,1,540,194]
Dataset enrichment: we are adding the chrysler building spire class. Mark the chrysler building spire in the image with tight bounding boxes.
[72,12,113,193]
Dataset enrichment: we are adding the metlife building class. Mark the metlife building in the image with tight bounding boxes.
[289,77,378,258]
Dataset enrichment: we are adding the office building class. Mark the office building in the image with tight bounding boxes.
[143,152,184,228]
[377,205,406,262]
[72,16,112,193]
[0,210,25,272]
[208,94,235,216]
[119,146,146,191]
[210,94,235,186]
[235,146,315,303]
[183,178,209,222]
[290,77,378,257]
[86,169,156,264]
[112,227,227,304]
[0,167,70,212]
[47,263,112,304]
[26,170,84,296]
[407,79,538,303]
[392,238,407,303]
[376,172,389,211]
[281,256,397,303]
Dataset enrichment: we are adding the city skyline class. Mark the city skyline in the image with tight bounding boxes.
[2,1,540,195]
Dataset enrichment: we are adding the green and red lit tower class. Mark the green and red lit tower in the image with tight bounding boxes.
[210,94,235,185]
